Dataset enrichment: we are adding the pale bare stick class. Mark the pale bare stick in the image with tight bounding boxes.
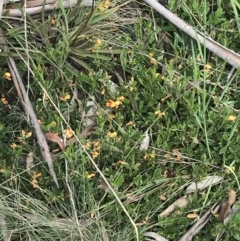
[0,29,59,187]
[144,0,240,69]
[3,0,93,17]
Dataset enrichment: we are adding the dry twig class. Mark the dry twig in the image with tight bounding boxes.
[144,0,240,69]
[3,0,93,17]
[0,28,59,187]
[178,203,221,241]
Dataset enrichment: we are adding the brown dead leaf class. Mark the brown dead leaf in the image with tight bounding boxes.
[218,201,230,223]
[218,189,236,223]
[44,132,65,151]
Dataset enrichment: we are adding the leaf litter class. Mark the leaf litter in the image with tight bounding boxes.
[147,177,238,241]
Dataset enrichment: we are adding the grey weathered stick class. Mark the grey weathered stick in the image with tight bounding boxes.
[0,29,59,187]
[178,203,220,241]
[144,0,240,69]
[3,0,94,17]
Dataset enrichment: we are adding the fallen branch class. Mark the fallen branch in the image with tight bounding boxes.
[144,0,240,69]
[178,203,220,241]
[3,0,94,17]
[0,28,59,187]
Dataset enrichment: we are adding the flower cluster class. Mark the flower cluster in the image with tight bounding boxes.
[106,96,125,109]
[32,172,42,189]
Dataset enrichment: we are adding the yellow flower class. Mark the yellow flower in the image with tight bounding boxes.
[148,52,154,57]
[117,96,125,102]
[92,151,99,159]
[117,160,127,165]
[26,132,32,138]
[21,130,26,136]
[225,166,235,174]
[33,172,42,178]
[149,151,155,159]
[95,38,102,45]
[205,63,212,70]
[94,141,100,147]
[159,195,166,201]
[4,72,11,81]
[106,100,116,108]
[202,63,213,73]
[187,213,199,219]
[114,100,122,106]
[1,98,8,105]
[150,58,157,65]
[10,143,17,149]
[155,110,165,118]
[98,0,109,12]
[21,130,32,138]
[87,173,95,179]
[31,172,41,189]
[51,121,57,127]
[94,141,100,151]
[51,18,56,25]
[143,152,155,160]
[32,179,39,189]
[83,141,91,149]
[103,0,109,7]
[108,131,117,137]
[143,154,148,160]
[228,115,237,122]
[126,121,133,126]
[60,93,71,101]
[106,96,125,109]
[63,128,75,139]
